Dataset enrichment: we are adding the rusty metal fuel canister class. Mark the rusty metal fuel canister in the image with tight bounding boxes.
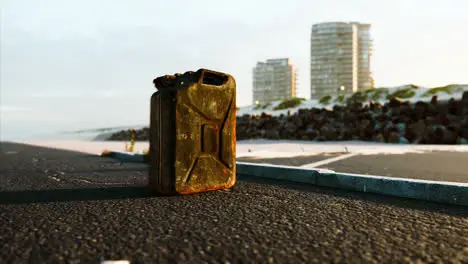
[149,69,236,195]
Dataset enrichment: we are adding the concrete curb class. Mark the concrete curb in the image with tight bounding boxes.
[236,162,468,207]
[102,152,468,206]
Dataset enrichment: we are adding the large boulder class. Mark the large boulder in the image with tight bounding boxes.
[425,116,440,126]
[305,125,319,140]
[414,101,429,119]
[462,91,468,102]
[442,127,458,144]
[387,131,409,144]
[346,91,367,106]
[395,122,407,135]
[373,133,386,143]
[263,129,278,139]
[435,101,450,115]
[358,119,374,140]
[462,117,468,129]
[459,128,468,139]
[387,132,400,143]
[408,119,426,142]
[319,123,338,141]
[369,100,377,111]
[399,102,412,117]
[427,126,445,144]
[447,98,463,116]
[387,97,403,108]
[456,137,468,145]
[263,117,279,130]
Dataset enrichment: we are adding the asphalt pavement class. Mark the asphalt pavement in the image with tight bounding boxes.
[238,151,468,183]
[1,142,467,263]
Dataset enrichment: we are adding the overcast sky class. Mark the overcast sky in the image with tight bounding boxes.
[1,0,468,140]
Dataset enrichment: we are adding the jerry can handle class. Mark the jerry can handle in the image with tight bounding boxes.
[198,71,228,87]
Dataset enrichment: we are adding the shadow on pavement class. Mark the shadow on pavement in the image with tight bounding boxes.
[238,175,468,217]
[1,177,466,217]
[0,186,157,205]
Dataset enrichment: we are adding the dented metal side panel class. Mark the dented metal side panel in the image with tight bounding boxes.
[174,70,236,194]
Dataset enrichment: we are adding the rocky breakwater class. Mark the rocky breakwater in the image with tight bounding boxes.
[105,91,468,144]
[237,92,468,144]
[106,127,149,141]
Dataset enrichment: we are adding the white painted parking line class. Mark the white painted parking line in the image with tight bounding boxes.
[300,153,360,168]
[236,161,335,173]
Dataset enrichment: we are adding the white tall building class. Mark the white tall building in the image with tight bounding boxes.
[252,58,297,105]
[310,22,373,98]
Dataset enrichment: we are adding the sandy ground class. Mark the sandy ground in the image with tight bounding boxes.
[10,139,468,158]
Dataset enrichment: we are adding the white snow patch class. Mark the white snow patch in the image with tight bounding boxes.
[237,84,468,117]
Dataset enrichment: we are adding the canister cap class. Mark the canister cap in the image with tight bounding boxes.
[153,70,202,90]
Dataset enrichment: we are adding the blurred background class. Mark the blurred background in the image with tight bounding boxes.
[1,0,467,140]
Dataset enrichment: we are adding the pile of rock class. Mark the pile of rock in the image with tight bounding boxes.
[106,127,149,141]
[105,91,468,144]
[237,92,468,144]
